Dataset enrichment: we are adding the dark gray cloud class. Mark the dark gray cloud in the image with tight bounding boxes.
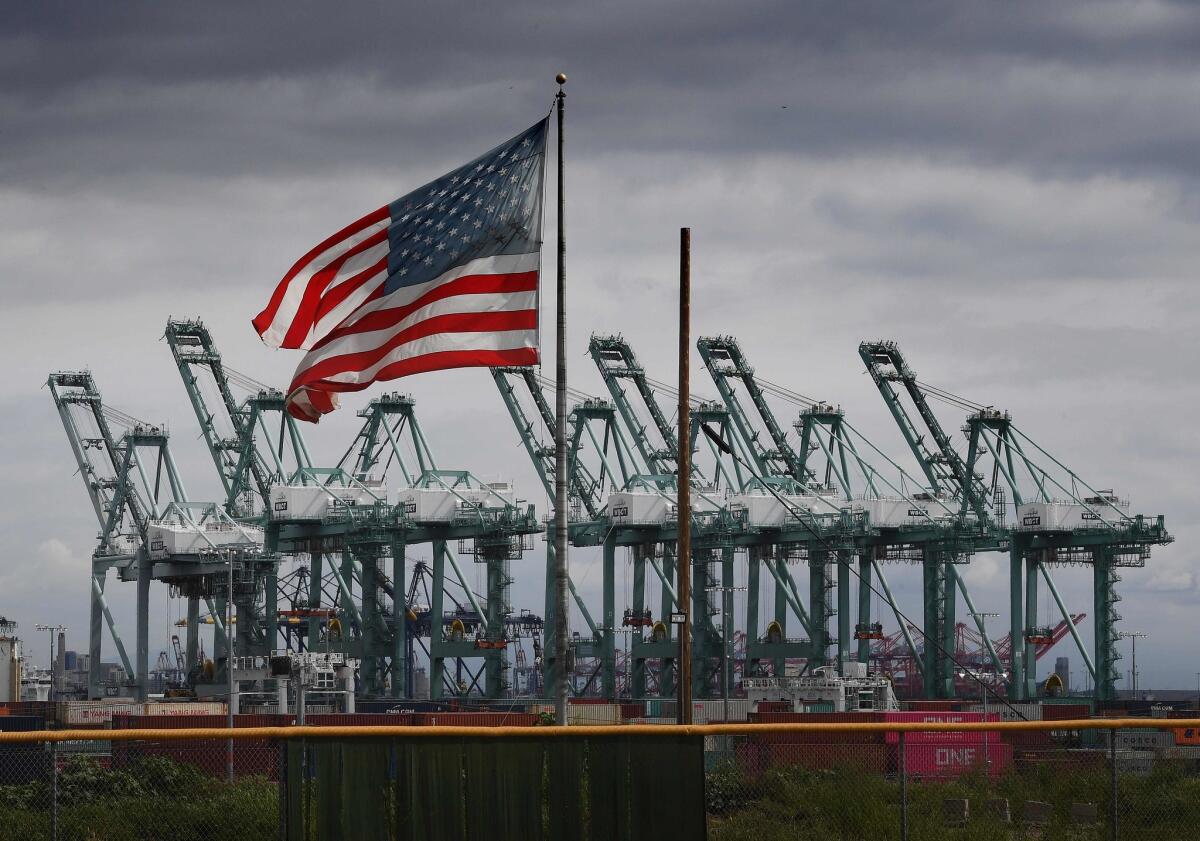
[5,1,1200,187]
[2,0,1197,687]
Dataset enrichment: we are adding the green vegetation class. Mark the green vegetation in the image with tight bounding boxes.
[707,757,1200,840]
[0,755,277,841]
[3,748,1198,839]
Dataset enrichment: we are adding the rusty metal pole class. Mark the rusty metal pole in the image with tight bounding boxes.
[677,228,693,724]
[553,72,571,726]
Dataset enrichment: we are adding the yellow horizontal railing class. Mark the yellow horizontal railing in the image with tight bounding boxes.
[0,718,1196,744]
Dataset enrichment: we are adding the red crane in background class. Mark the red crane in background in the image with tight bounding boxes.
[873,614,1085,698]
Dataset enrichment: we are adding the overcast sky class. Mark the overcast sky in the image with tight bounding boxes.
[2,1,1197,690]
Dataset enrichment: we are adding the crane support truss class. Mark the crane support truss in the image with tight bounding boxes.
[860,341,1171,702]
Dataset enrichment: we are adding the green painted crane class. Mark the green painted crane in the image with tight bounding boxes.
[699,335,990,698]
[858,340,1172,702]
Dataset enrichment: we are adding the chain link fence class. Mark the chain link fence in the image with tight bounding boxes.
[1,720,1198,839]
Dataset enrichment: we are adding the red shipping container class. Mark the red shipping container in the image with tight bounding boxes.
[900,742,1011,780]
[906,700,966,712]
[111,714,293,730]
[414,712,537,727]
[619,704,643,719]
[884,712,999,745]
[306,713,414,727]
[1042,704,1090,721]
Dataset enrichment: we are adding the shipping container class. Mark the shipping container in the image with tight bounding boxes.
[59,700,141,726]
[142,701,226,717]
[305,713,414,727]
[1114,749,1155,777]
[0,715,45,732]
[1040,704,1090,721]
[737,742,891,777]
[900,742,1012,780]
[692,700,751,723]
[883,711,999,745]
[965,702,1042,722]
[567,703,621,725]
[355,699,447,715]
[1100,729,1175,750]
[414,712,538,727]
[111,713,293,729]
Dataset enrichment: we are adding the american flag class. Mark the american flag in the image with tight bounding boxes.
[253,118,549,421]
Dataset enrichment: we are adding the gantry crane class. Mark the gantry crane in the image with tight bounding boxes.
[492,365,680,699]
[588,335,761,698]
[166,319,540,700]
[48,372,274,700]
[859,341,1171,701]
[698,336,988,697]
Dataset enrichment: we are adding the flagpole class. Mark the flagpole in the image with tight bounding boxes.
[553,72,570,725]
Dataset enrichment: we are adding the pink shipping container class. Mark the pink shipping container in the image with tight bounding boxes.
[899,742,1012,780]
[884,711,999,745]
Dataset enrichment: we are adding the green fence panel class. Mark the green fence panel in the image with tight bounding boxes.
[314,741,342,841]
[587,736,631,841]
[629,734,705,841]
[463,737,544,841]
[410,737,466,841]
[546,737,584,841]
[341,740,392,841]
[286,741,305,841]
[392,740,415,841]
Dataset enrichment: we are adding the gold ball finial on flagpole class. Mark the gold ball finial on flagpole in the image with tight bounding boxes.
[556,72,567,85]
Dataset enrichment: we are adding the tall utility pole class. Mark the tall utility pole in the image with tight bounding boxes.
[677,228,693,724]
[552,72,570,725]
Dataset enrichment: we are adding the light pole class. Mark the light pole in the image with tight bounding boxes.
[970,612,1000,771]
[958,664,1007,773]
[705,583,746,725]
[226,550,235,784]
[1119,631,1146,699]
[34,625,67,702]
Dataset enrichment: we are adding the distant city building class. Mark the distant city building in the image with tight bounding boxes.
[1055,656,1070,693]
[0,617,22,704]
